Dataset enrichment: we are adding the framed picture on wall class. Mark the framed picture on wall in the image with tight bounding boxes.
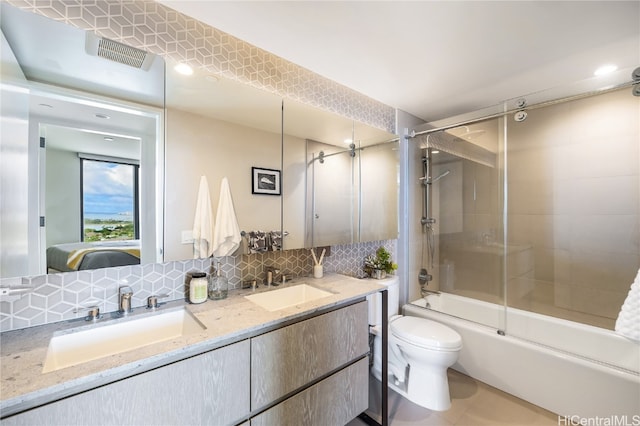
[251,167,281,195]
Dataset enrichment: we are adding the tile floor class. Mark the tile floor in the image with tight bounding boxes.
[347,369,558,426]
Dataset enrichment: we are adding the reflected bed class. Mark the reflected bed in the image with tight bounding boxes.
[46,240,140,272]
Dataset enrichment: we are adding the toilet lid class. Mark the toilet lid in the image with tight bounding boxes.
[391,316,462,351]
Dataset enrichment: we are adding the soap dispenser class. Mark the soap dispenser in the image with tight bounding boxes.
[208,261,228,300]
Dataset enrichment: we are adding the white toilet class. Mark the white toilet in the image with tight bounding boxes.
[368,276,462,411]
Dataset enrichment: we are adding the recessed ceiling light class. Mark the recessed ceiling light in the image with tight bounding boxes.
[594,64,618,76]
[344,138,353,145]
[205,74,219,83]
[174,63,193,76]
[103,136,114,142]
[432,150,440,154]
[94,113,111,119]
[38,103,53,108]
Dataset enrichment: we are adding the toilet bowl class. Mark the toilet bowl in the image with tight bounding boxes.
[368,276,462,411]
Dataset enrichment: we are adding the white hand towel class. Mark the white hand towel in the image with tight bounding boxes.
[615,268,640,342]
[192,176,215,259]
[212,177,242,257]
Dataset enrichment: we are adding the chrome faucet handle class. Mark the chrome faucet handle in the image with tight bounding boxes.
[274,269,283,286]
[74,305,101,321]
[265,267,281,286]
[147,294,169,309]
[118,285,134,314]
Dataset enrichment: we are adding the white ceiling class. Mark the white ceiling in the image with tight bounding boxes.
[159,1,640,122]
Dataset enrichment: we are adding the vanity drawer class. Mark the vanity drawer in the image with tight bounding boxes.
[4,340,250,426]
[250,300,368,409]
[251,357,368,426]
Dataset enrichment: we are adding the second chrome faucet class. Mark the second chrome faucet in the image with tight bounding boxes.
[265,267,287,286]
[118,286,134,315]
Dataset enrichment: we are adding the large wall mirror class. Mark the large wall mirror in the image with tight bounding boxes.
[163,62,397,260]
[163,57,284,261]
[0,3,164,279]
[1,3,398,280]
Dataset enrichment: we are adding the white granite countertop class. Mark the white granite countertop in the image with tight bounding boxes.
[0,273,383,417]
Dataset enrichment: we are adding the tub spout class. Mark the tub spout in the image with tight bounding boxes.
[421,289,440,299]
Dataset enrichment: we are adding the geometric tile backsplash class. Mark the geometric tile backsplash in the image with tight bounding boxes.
[0,239,396,332]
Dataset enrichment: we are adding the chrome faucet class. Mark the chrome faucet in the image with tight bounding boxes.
[421,288,441,298]
[119,286,134,314]
[265,267,281,286]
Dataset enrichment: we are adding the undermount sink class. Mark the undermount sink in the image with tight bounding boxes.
[42,307,206,373]
[244,284,333,312]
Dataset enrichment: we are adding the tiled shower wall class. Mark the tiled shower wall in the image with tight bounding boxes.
[0,240,396,332]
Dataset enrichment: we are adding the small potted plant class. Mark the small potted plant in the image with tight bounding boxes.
[364,246,398,279]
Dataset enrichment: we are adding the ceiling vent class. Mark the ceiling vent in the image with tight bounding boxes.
[86,32,155,71]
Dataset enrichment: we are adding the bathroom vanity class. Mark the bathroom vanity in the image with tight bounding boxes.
[0,275,382,425]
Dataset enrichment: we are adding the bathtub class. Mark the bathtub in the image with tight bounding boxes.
[403,293,640,419]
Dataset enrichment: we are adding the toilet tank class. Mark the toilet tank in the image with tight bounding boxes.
[366,275,400,326]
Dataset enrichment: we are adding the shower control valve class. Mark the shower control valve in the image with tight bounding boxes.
[418,269,433,285]
[421,217,436,225]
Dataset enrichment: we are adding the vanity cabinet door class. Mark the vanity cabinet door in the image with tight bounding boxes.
[251,301,368,409]
[4,340,250,426]
[252,357,368,426]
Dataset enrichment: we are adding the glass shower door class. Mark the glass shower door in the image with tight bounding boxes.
[504,86,640,331]
[412,118,508,331]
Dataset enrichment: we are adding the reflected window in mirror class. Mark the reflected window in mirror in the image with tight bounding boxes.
[80,156,140,242]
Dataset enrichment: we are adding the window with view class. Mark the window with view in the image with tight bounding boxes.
[81,158,139,242]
